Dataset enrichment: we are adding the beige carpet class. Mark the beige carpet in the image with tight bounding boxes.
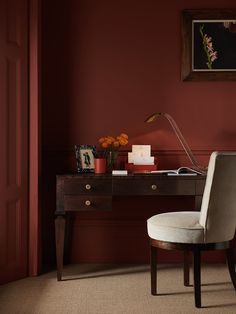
[0,264,236,314]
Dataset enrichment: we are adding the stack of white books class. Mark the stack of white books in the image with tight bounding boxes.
[128,145,154,165]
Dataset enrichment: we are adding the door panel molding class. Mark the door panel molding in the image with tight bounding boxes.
[29,0,41,276]
[0,0,28,284]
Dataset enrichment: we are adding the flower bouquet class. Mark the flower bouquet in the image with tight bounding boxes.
[98,133,128,172]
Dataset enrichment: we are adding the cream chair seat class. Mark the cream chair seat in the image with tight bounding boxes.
[147,152,236,308]
[148,211,204,243]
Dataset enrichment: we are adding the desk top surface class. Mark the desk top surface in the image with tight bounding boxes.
[57,173,206,180]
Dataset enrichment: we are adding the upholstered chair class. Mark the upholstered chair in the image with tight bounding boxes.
[147,152,236,308]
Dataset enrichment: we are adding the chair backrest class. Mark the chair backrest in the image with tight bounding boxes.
[199,151,236,243]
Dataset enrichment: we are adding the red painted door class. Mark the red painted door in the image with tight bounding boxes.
[0,0,28,283]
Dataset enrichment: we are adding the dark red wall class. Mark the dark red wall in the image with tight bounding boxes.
[42,0,236,267]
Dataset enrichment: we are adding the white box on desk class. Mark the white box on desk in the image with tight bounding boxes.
[131,145,151,157]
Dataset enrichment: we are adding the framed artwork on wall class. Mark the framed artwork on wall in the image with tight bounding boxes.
[181,9,236,81]
[75,145,96,173]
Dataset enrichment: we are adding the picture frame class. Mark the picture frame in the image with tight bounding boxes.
[74,145,96,173]
[181,9,236,81]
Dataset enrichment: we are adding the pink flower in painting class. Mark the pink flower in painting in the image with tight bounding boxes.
[209,51,217,62]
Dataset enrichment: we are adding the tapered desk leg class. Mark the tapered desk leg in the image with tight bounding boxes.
[55,215,66,281]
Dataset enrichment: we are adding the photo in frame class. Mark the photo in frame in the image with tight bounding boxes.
[74,145,96,173]
[181,9,236,81]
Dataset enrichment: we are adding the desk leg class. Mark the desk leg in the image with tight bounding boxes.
[55,215,66,281]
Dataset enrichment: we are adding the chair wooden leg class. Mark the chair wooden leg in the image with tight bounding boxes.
[150,245,157,295]
[193,249,201,308]
[226,247,236,290]
[184,250,190,286]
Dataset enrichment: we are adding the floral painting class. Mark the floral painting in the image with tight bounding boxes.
[182,10,236,81]
[193,21,236,71]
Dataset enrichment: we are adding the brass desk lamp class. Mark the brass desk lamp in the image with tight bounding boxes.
[145,112,207,174]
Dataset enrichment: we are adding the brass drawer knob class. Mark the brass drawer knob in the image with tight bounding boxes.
[85,200,91,206]
[85,184,91,190]
[151,184,157,191]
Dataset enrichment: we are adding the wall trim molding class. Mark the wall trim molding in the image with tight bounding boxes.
[42,147,236,154]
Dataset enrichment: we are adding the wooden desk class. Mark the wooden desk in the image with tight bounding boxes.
[55,173,206,280]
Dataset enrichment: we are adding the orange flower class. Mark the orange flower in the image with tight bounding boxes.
[120,133,128,139]
[101,142,109,148]
[107,136,115,142]
[119,138,128,146]
[98,133,128,150]
[98,137,105,144]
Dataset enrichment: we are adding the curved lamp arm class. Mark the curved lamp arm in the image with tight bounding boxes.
[145,112,207,174]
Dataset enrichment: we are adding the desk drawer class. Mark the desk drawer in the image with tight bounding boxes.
[113,178,196,195]
[64,195,112,211]
[64,178,112,195]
